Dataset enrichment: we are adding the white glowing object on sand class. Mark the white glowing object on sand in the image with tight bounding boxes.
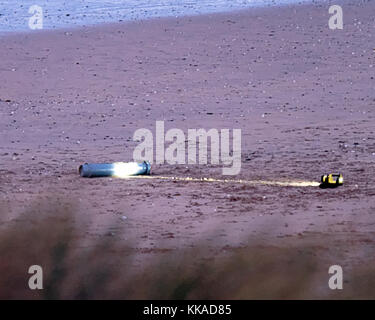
[113,162,147,178]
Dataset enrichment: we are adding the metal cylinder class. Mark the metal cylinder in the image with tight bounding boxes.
[79,161,151,178]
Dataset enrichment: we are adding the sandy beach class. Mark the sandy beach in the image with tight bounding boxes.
[0,0,375,297]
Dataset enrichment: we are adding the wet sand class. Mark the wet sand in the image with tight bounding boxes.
[0,0,313,33]
[1,0,375,272]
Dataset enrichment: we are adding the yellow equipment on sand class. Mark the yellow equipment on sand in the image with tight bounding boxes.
[321,173,344,187]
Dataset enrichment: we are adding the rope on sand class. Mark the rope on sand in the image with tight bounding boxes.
[120,175,320,187]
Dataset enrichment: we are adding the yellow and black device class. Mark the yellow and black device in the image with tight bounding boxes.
[320,173,344,187]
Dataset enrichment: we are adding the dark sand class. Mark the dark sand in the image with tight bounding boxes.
[0,0,375,271]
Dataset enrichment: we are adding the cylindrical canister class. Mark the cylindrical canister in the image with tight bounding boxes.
[79,161,151,178]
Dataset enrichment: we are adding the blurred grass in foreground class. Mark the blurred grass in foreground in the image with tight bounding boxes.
[0,199,374,299]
